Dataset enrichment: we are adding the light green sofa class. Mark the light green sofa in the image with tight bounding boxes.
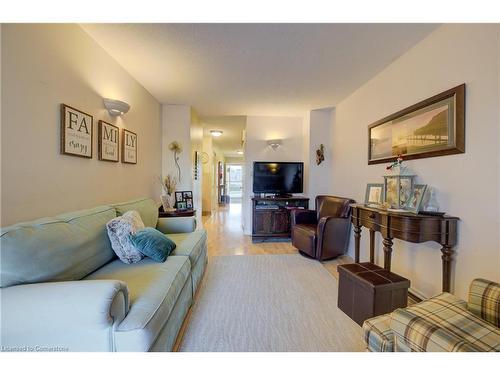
[0,198,207,352]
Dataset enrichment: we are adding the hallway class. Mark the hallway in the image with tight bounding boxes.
[201,203,352,278]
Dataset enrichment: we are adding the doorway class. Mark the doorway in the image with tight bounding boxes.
[226,164,243,204]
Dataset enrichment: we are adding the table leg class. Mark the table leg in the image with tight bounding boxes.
[441,245,454,293]
[353,224,362,263]
[369,229,375,264]
[382,237,393,271]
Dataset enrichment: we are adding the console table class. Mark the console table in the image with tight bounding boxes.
[350,204,459,293]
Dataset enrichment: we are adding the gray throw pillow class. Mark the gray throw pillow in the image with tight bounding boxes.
[106,210,145,264]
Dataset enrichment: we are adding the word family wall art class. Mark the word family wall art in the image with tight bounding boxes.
[98,121,120,162]
[122,129,137,164]
[60,103,138,164]
[61,104,93,158]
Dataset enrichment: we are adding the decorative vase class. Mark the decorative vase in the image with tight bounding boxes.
[424,187,440,212]
[161,194,176,212]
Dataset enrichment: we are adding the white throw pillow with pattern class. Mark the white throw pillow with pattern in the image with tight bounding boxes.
[106,210,145,264]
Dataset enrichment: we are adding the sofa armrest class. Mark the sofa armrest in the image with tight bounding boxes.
[317,216,351,252]
[156,217,196,234]
[291,209,317,226]
[468,278,500,327]
[1,280,129,352]
[390,306,480,352]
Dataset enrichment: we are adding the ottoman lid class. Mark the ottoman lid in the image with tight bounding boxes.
[338,262,410,292]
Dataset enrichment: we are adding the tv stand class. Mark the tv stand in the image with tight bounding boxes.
[252,196,309,240]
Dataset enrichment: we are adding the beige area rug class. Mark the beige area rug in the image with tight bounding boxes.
[179,254,365,351]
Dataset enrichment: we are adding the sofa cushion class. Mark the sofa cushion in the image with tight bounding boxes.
[0,206,117,288]
[107,210,146,264]
[390,292,500,352]
[112,198,159,228]
[169,230,207,266]
[84,255,191,351]
[130,228,176,262]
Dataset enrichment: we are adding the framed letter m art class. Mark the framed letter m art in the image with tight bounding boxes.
[98,121,119,162]
[122,129,137,164]
[61,104,93,158]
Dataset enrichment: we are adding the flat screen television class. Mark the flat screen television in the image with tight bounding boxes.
[253,161,304,194]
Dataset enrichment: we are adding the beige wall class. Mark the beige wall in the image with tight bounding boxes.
[330,24,500,299]
[190,108,203,224]
[308,109,333,209]
[161,104,193,191]
[1,24,162,225]
[201,135,215,214]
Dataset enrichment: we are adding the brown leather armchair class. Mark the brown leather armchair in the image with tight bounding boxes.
[291,195,355,261]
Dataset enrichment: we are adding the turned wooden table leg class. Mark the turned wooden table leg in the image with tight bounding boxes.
[382,237,393,271]
[441,245,454,293]
[369,229,375,264]
[353,224,362,263]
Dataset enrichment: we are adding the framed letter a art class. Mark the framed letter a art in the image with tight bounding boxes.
[61,104,93,158]
[122,129,137,164]
[98,121,119,162]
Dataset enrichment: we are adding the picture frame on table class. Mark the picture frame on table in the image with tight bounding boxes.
[404,184,428,213]
[175,192,183,202]
[175,190,193,210]
[364,183,385,206]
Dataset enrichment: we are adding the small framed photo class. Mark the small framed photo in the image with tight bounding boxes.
[364,183,384,206]
[98,121,119,162]
[175,190,194,210]
[404,184,427,213]
[175,192,183,202]
[122,129,137,164]
[60,104,93,158]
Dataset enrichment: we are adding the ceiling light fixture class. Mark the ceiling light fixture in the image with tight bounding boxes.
[103,98,131,116]
[236,150,244,155]
[267,139,282,150]
[210,130,223,137]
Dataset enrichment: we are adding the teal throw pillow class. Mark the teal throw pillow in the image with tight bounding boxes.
[129,228,176,262]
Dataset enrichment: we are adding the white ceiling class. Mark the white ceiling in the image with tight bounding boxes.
[81,24,438,117]
[201,116,246,158]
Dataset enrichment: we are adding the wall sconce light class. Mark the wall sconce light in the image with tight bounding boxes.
[210,130,223,137]
[267,139,282,150]
[103,98,131,116]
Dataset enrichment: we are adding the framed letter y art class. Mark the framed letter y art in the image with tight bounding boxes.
[122,129,137,164]
[61,104,93,158]
[98,121,119,162]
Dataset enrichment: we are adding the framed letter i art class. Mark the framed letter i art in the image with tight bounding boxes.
[122,129,137,164]
[98,121,119,162]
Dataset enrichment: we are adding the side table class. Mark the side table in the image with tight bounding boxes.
[158,208,196,218]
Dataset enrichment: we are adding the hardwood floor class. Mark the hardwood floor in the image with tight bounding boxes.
[202,203,353,279]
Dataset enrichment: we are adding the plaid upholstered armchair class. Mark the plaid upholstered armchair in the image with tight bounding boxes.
[362,278,500,352]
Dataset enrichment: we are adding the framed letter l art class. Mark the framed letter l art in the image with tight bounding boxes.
[98,121,119,162]
[61,104,93,158]
[122,129,137,164]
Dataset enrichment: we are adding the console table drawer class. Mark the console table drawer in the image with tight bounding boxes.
[358,209,382,224]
